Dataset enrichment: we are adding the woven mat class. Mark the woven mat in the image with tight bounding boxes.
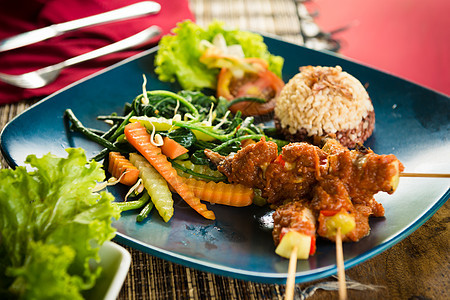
[190,0,304,44]
[118,242,291,299]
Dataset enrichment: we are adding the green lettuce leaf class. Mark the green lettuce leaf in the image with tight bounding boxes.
[155,20,284,90]
[0,148,120,299]
[6,242,81,300]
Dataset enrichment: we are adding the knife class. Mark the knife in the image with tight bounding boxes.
[0,1,161,53]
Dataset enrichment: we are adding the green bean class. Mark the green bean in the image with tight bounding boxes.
[101,123,119,140]
[115,134,127,143]
[96,115,127,121]
[212,134,264,152]
[147,90,199,118]
[174,153,189,160]
[170,160,227,182]
[114,192,150,212]
[173,120,237,141]
[64,109,123,152]
[91,148,109,162]
[226,96,266,108]
[263,127,278,136]
[107,111,135,142]
[86,128,106,136]
[136,201,154,222]
[211,134,289,153]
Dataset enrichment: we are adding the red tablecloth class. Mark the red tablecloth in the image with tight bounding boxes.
[307,0,449,95]
[0,0,194,104]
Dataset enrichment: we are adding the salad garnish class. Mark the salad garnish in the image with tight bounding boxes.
[0,149,120,299]
[154,20,285,116]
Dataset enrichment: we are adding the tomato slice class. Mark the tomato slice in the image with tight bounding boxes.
[309,235,316,255]
[320,210,340,217]
[217,58,284,116]
[273,154,286,167]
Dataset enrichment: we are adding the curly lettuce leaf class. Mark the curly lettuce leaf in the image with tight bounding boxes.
[155,20,284,90]
[6,242,81,300]
[0,148,120,299]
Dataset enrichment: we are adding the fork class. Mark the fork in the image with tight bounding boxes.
[0,26,161,89]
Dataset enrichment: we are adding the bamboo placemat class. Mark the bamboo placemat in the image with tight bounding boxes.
[190,0,305,44]
[118,241,288,299]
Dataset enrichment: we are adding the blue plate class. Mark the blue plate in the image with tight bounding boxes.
[1,36,449,284]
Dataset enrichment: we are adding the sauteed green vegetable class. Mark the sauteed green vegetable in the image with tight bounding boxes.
[65,89,288,169]
[64,89,286,221]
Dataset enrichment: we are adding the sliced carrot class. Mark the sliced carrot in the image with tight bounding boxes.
[108,152,140,186]
[160,137,189,159]
[181,177,254,207]
[124,122,215,220]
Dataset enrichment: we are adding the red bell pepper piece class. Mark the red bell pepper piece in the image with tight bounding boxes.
[320,210,340,217]
[273,154,285,167]
[309,235,316,255]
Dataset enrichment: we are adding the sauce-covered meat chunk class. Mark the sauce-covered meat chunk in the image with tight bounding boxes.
[205,138,403,245]
[204,139,278,190]
[265,142,327,203]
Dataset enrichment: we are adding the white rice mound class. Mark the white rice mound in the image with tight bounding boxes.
[274,65,374,138]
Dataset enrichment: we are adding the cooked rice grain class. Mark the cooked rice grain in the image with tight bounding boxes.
[274,66,374,138]
[275,66,374,144]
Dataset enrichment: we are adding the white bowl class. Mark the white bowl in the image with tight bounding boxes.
[84,241,131,300]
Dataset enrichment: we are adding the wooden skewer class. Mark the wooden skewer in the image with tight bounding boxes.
[285,245,298,300]
[400,173,450,178]
[281,170,449,300]
[336,227,347,300]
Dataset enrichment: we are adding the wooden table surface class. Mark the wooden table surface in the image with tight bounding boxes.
[1,1,448,299]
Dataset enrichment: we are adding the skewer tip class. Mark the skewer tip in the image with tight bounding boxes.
[336,227,348,300]
[400,172,450,178]
[285,245,298,300]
